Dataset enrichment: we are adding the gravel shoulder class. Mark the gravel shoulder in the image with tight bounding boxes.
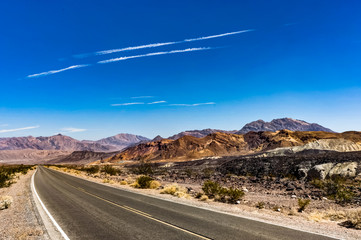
[51,167,361,240]
[0,169,48,240]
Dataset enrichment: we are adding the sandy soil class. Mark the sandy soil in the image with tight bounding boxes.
[0,169,48,240]
[52,167,361,240]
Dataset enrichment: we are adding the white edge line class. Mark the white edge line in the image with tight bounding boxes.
[31,168,71,240]
[51,168,339,240]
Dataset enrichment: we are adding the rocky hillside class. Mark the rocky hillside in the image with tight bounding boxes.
[49,151,117,164]
[236,118,333,134]
[88,133,149,151]
[0,134,112,152]
[104,130,361,163]
[168,129,237,140]
[106,132,249,163]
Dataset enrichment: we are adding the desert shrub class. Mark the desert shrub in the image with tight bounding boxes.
[310,179,324,189]
[297,198,310,212]
[199,195,209,201]
[102,178,115,184]
[202,180,221,198]
[342,210,361,229]
[225,187,245,204]
[160,184,188,198]
[134,176,153,189]
[184,168,194,178]
[131,161,154,175]
[85,166,100,174]
[119,180,128,185]
[101,165,120,176]
[161,184,180,195]
[202,180,244,204]
[310,177,355,204]
[0,165,33,188]
[256,202,265,209]
[202,168,215,178]
[149,180,161,189]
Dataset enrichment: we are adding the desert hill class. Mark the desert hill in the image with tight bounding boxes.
[49,151,118,164]
[103,130,361,163]
[168,129,237,140]
[105,132,249,163]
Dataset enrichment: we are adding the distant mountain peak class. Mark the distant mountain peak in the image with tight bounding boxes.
[236,118,334,134]
[152,135,163,141]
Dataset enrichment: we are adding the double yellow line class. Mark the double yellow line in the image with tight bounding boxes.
[65,181,212,240]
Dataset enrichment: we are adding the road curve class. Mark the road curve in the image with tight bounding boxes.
[34,166,335,240]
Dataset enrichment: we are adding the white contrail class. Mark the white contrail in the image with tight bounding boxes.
[98,47,211,64]
[96,42,177,55]
[0,125,39,133]
[111,102,144,106]
[168,102,215,107]
[148,101,167,104]
[27,64,89,78]
[94,29,252,56]
[184,29,252,42]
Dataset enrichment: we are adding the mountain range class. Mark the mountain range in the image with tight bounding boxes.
[1,117,332,152]
[0,118,346,163]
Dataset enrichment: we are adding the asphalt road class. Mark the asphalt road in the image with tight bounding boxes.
[34,166,335,240]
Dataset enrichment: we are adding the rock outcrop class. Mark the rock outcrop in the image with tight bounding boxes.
[308,162,358,180]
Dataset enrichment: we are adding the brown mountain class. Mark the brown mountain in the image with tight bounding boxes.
[106,132,249,163]
[168,129,237,140]
[236,118,333,134]
[103,130,361,163]
[0,134,112,152]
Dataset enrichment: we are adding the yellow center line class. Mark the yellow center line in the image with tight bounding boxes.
[64,181,212,240]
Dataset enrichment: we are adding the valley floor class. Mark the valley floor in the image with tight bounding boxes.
[50,166,361,240]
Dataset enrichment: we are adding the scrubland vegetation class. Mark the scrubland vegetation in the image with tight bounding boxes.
[0,165,33,188]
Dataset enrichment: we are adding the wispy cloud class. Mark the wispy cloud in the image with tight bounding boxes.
[111,102,144,106]
[168,102,216,107]
[27,64,89,78]
[131,96,154,99]
[0,125,39,133]
[60,127,87,133]
[148,101,167,104]
[98,47,211,64]
[93,29,252,56]
[0,124,8,127]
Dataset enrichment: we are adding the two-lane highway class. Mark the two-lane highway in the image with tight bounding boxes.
[34,166,335,240]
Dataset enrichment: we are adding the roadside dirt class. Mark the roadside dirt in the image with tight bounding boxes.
[0,169,48,240]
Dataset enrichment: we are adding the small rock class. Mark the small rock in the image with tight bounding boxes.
[242,187,249,192]
[0,196,13,210]
[322,197,328,201]
[236,200,241,204]
[277,208,281,212]
[291,195,297,198]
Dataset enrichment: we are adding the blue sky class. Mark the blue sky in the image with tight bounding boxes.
[1,0,361,140]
